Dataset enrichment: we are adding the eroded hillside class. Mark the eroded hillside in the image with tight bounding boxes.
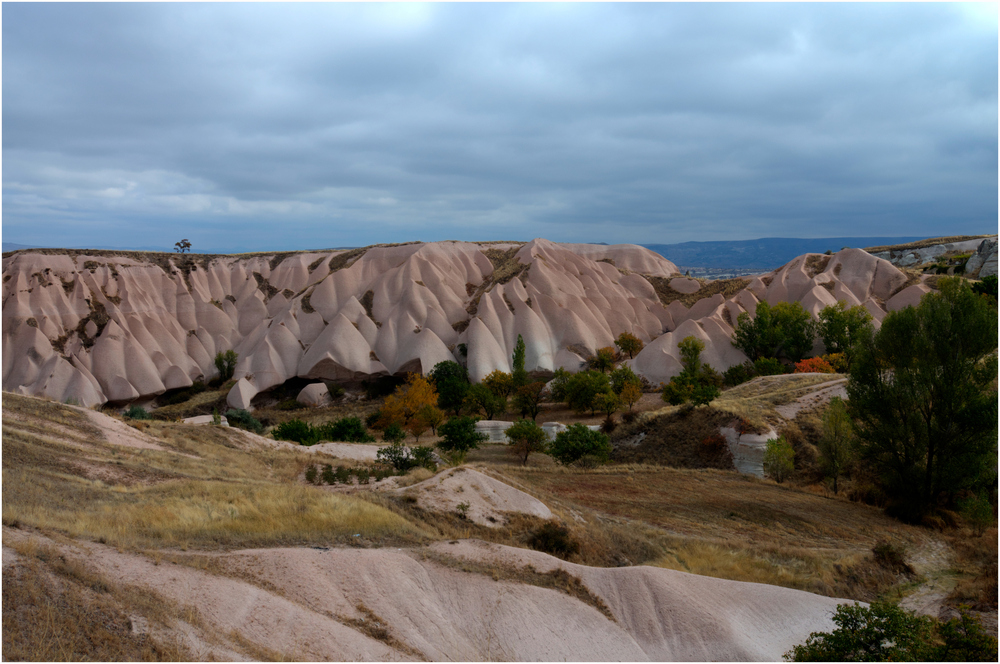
[3,239,934,406]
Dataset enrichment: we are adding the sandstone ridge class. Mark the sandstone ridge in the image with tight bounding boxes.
[3,240,928,406]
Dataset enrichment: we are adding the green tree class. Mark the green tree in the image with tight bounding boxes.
[847,278,998,521]
[614,331,644,359]
[819,397,853,494]
[818,301,874,366]
[550,423,612,465]
[505,419,547,465]
[678,336,705,375]
[548,368,573,402]
[482,369,514,400]
[732,301,816,362]
[594,391,620,418]
[563,370,612,415]
[214,349,238,382]
[512,334,529,388]
[587,346,618,373]
[437,416,488,464]
[771,301,817,362]
[464,383,508,420]
[785,602,997,662]
[763,436,794,483]
[609,364,640,395]
[429,360,470,416]
[381,422,406,444]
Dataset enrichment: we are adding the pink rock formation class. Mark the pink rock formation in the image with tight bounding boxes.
[2,241,921,406]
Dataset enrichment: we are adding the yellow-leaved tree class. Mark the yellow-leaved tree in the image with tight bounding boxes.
[377,373,439,431]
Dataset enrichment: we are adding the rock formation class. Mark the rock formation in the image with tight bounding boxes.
[2,239,934,407]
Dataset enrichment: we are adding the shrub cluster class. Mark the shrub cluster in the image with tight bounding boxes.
[304,463,397,486]
[226,408,264,434]
[273,417,375,445]
[528,522,580,559]
[122,405,152,420]
[375,442,437,472]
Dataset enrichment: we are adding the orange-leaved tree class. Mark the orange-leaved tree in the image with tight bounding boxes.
[378,373,439,430]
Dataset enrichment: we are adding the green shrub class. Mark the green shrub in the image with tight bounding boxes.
[753,357,787,376]
[382,423,406,444]
[304,465,318,484]
[410,446,437,471]
[376,442,416,472]
[365,409,383,429]
[321,464,336,485]
[275,398,306,411]
[326,383,346,399]
[323,416,375,443]
[784,602,997,662]
[123,405,152,420]
[225,408,263,434]
[437,416,488,464]
[214,350,238,382]
[273,419,313,444]
[528,522,580,559]
[763,436,795,483]
[164,381,207,405]
[959,493,994,537]
[550,424,612,465]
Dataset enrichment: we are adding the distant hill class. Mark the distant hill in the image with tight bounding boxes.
[642,237,926,270]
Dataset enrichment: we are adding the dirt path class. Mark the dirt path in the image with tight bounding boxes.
[900,538,957,621]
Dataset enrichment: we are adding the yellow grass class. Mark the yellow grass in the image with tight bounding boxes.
[711,373,844,429]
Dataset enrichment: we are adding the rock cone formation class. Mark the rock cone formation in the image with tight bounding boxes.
[3,240,930,407]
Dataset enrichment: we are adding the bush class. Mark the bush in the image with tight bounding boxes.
[225,408,264,434]
[763,436,794,483]
[437,416,487,464]
[304,465,318,484]
[123,405,152,420]
[959,493,994,537]
[794,356,835,374]
[381,423,406,444]
[376,442,416,472]
[753,357,787,376]
[214,350,238,382]
[528,522,580,559]
[275,398,306,411]
[321,416,375,443]
[723,362,756,387]
[163,381,207,405]
[871,540,914,575]
[365,410,383,429]
[550,424,612,465]
[410,445,437,471]
[273,419,313,444]
[563,370,613,415]
[784,602,997,662]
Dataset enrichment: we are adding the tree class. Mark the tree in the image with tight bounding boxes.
[381,422,406,444]
[429,361,470,416]
[174,238,191,253]
[614,331,644,359]
[563,370,612,415]
[587,346,618,373]
[437,416,488,464]
[214,350,238,381]
[482,369,514,400]
[785,602,997,662]
[513,381,548,421]
[678,336,705,375]
[763,436,794,483]
[819,397,853,494]
[619,381,643,412]
[594,391,620,419]
[512,334,529,388]
[550,423,612,465]
[379,373,439,429]
[818,301,874,366]
[771,301,817,362]
[548,368,572,402]
[794,357,835,374]
[505,419,547,465]
[464,383,507,420]
[417,403,445,436]
[847,278,998,521]
[732,300,817,362]
[609,364,639,394]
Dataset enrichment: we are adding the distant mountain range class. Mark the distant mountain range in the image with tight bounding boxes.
[3,236,929,271]
[641,237,926,270]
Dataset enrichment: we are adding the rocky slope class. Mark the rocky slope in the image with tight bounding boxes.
[3,239,933,407]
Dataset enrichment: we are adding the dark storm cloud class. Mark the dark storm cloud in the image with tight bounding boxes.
[3,3,996,251]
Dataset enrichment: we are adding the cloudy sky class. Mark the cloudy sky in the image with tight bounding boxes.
[3,3,997,253]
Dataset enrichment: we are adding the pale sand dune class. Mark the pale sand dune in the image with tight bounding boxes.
[3,241,912,406]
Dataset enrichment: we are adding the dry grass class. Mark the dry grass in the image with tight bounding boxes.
[497,463,931,600]
[3,539,192,661]
[3,393,428,550]
[611,407,735,469]
[710,373,845,430]
[644,275,751,308]
[946,528,998,611]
